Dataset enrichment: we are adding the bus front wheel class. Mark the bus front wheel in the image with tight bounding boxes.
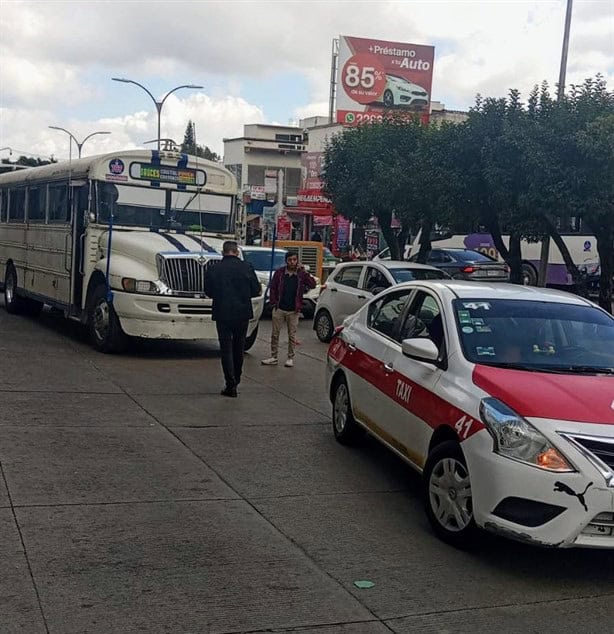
[88,284,126,353]
[4,265,25,314]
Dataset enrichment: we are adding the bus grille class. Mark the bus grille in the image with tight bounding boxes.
[159,257,210,295]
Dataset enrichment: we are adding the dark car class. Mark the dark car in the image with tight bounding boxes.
[408,248,510,282]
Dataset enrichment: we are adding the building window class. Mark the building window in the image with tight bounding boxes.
[285,168,301,195]
[275,134,303,143]
[247,165,265,186]
[226,164,243,186]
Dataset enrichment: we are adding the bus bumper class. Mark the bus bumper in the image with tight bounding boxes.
[111,291,262,340]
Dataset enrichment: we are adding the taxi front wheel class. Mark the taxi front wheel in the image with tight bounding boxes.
[332,376,363,445]
[423,441,478,548]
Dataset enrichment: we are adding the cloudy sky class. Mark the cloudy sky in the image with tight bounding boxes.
[1,0,612,162]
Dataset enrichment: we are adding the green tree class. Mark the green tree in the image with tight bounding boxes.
[460,92,540,283]
[576,113,614,311]
[180,120,220,162]
[1,155,56,167]
[323,120,412,260]
[323,116,461,261]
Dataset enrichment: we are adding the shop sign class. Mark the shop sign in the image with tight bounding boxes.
[335,216,351,250]
[277,213,292,239]
[264,170,278,194]
[297,189,332,208]
[313,214,333,226]
[262,204,278,225]
[366,232,380,258]
[250,185,266,200]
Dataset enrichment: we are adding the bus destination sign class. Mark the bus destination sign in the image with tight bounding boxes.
[129,162,206,186]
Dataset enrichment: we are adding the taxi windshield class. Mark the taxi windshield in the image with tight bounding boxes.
[453,299,614,373]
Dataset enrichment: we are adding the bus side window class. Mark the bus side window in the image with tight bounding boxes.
[8,188,25,223]
[27,186,46,223]
[48,183,69,223]
[0,189,7,223]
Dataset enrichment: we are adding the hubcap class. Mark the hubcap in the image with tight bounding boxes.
[93,299,110,341]
[333,383,349,433]
[429,457,472,532]
[316,314,331,339]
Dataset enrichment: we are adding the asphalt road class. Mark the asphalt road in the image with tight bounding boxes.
[1,300,613,634]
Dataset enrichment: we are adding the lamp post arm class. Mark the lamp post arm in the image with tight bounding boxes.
[112,78,158,109]
[159,84,199,109]
[81,131,104,145]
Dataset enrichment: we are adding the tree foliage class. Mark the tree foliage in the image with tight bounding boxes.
[322,76,614,310]
[180,120,220,162]
[1,155,56,167]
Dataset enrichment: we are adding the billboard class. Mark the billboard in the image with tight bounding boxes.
[335,35,435,126]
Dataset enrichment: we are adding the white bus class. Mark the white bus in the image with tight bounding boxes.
[0,150,264,352]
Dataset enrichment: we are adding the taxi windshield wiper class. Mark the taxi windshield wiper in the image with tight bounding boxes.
[476,361,607,375]
[555,365,614,375]
[478,362,542,372]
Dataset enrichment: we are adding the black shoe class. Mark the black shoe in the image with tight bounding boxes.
[221,386,238,398]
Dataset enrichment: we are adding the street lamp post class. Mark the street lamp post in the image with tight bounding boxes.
[537,0,573,287]
[111,78,203,151]
[48,127,111,159]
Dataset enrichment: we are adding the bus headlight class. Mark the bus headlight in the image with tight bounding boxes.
[121,278,160,294]
[480,398,573,472]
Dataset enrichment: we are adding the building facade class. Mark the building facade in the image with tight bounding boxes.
[223,124,308,243]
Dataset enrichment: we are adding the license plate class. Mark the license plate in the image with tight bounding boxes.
[487,269,501,276]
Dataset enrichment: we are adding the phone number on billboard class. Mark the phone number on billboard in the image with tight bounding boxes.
[336,110,386,125]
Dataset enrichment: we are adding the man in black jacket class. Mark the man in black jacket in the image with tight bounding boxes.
[205,241,261,397]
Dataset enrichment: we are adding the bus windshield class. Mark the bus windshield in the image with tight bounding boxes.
[95,182,232,232]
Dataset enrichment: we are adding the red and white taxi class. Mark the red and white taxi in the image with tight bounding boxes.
[326,281,614,548]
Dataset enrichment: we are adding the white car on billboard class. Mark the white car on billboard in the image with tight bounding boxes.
[372,74,429,110]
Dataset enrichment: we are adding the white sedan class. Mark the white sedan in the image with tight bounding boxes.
[372,74,429,109]
[326,280,614,548]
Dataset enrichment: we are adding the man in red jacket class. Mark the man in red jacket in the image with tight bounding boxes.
[261,252,316,367]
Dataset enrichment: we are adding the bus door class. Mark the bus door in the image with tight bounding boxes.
[68,181,88,315]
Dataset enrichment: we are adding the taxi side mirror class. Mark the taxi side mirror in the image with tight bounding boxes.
[401,338,439,363]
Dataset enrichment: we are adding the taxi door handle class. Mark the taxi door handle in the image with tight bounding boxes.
[330,287,338,292]
[383,362,394,373]
[357,294,367,299]
[347,342,357,352]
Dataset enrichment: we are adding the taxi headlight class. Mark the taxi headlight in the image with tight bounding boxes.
[122,278,159,294]
[480,398,573,472]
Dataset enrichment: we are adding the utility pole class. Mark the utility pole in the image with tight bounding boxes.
[538,0,573,286]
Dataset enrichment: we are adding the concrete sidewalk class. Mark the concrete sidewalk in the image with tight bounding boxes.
[1,303,613,633]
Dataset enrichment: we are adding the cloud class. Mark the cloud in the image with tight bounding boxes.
[1,94,265,160]
[1,0,612,160]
